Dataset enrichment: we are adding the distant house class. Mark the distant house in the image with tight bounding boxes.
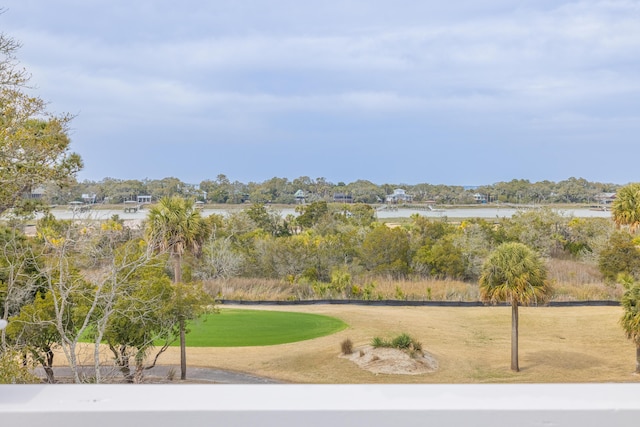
[473,193,488,204]
[137,195,152,204]
[26,186,46,200]
[594,192,616,205]
[333,193,353,203]
[81,193,97,204]
[385,189,413,204]
[294,189,306,204]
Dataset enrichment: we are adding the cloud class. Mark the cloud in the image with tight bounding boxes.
[3,0,640,184]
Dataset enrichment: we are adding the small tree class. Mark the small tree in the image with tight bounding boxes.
[5,292,59,383]
[103,261,178,383]
[479,242,551,372]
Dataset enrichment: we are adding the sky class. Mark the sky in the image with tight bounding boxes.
[2,0,639,186]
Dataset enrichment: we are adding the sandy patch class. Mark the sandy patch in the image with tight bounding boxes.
[339,345,438,375]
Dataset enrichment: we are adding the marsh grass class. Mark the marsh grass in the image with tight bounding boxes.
[546,259,622,301]
[202,259,618,302]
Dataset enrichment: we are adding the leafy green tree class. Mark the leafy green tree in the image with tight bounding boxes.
[33,216,154,383]
[563,217,614,260]
[619,275,640,373]
[343,180,384,204]
[0,225,42,345]
[598,232,640,282]
[246,203,290,236]
[145,196,209,380]
[414,237,467,279]
[335,203,376,227]
[295,201,329,229]
[103,256,179,383]
[479,242,551,372]
[200,174,231,203]
[247,176,293,204]
[360,225,411,277]
[145,177,189,200]
[0,30,82,215]
[502,208,567,258]
[5,292,59,383]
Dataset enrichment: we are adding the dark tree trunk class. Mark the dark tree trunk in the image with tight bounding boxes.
[636,345,640,374]
[180,316,186,380]
[173,253,187,381]
[511,301,519,372]
[44,348,55,383]
[111,344,134,383]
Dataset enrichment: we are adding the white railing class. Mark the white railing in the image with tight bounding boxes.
[1,383,639,426]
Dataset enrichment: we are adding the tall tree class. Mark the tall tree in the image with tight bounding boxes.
[479,242,551,372]
[608,184,640,372]
[145,196,209,380]
[0,26,82,216]
[619,275,640,373]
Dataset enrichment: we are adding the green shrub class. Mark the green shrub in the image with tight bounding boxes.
[391,333,413,349]
[371,336,389,348]
[371,333,423,357]
[0,350,39,384]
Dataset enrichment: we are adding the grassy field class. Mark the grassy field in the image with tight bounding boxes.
[152,304,640,384]
[177,309,347,347]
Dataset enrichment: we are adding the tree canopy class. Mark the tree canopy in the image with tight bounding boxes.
[0,28,82,216]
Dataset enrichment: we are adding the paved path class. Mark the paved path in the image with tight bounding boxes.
[36,366,282,384]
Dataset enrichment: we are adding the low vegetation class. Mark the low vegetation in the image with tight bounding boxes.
[340,338,354,355]
[371,333,423,358]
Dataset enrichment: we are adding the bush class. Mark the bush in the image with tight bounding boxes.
[341,338,354,355]
[391,333,413,349]
[371,336,389,348]
[371,333,422,356]
[599,232,640,282]
[0,350,39,384]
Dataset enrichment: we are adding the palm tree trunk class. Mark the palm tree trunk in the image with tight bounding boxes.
[636,346,640,374]
[173,254,187,380]
[511,301,519,372]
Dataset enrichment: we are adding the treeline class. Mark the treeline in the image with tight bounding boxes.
[200,202,633,292]
[46,175,621,206]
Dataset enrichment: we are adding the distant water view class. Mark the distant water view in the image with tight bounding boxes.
[40,206,612,221]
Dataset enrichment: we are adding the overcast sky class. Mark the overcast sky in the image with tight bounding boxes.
[2,1,639,186]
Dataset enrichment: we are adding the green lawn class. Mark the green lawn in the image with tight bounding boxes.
[179,308,347,347]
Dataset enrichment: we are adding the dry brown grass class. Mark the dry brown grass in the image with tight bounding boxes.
[363,277,479,301]
[149,304,640,384]
[203,258,616,302]
[546,259,623,301]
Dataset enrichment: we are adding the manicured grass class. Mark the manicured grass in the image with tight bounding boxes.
[179,308,347,347]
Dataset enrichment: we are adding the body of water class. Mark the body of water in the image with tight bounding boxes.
[41,206,612,221]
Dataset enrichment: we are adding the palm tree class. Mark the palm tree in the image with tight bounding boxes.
[612,183,640,232]
[619,275,640,373]
[611,184,640,373]
[479,242,551,372]
[146,196,208,380]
